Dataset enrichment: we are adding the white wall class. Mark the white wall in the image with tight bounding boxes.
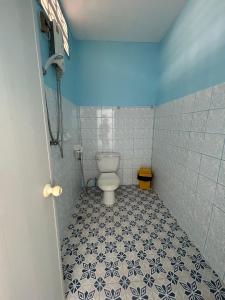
[152,82,225,282]
[45,86,81,240]
[80,106,154,185]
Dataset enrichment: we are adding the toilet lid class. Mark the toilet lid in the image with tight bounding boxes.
[98,173,120,191]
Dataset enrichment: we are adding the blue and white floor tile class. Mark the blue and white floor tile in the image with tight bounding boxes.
[61,185,225,300]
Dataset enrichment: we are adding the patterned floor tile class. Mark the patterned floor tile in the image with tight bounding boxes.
[126,281,157,300]
[98,282,127,300]
[67,283,99,300]
[62,185,225,300]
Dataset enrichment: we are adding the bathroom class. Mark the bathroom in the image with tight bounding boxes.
[1,0,225,299]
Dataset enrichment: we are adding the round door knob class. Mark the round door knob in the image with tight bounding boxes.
[43,184,63,198]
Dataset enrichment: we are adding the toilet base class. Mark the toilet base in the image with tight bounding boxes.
[103,191,115,206]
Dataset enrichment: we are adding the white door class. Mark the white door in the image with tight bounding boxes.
[0,1,64,299]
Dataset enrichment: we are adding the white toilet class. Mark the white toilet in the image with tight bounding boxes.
[96,152,120,206]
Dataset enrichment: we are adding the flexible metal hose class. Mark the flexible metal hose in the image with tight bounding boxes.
[79,151,88,195]
[45,68,64,158]
[56,70,63,158]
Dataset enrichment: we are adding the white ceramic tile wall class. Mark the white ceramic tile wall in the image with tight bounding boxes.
[152,82,225,282]
[80,106,154,185]
[45,86,81,240]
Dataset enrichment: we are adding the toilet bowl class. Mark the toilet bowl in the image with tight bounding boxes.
[98,173,120,206]
[96,152,120,206]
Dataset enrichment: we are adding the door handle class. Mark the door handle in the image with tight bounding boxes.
[43,184,63,198]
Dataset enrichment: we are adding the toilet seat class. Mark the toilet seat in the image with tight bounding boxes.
[98,173,120,191]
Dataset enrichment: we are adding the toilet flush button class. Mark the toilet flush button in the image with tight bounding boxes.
[43,184,63,198]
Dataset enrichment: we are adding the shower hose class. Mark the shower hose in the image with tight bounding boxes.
[45,68,64,158]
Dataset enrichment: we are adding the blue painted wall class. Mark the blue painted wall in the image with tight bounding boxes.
[73,41,159,106]
[36,2,77,103]
[37,2,159,107]
[158,0,225,105]
[37,0,225,107]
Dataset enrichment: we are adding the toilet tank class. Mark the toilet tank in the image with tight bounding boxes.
[96,152,120,172]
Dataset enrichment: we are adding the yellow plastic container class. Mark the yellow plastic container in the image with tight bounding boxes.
[137,167,152,190]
